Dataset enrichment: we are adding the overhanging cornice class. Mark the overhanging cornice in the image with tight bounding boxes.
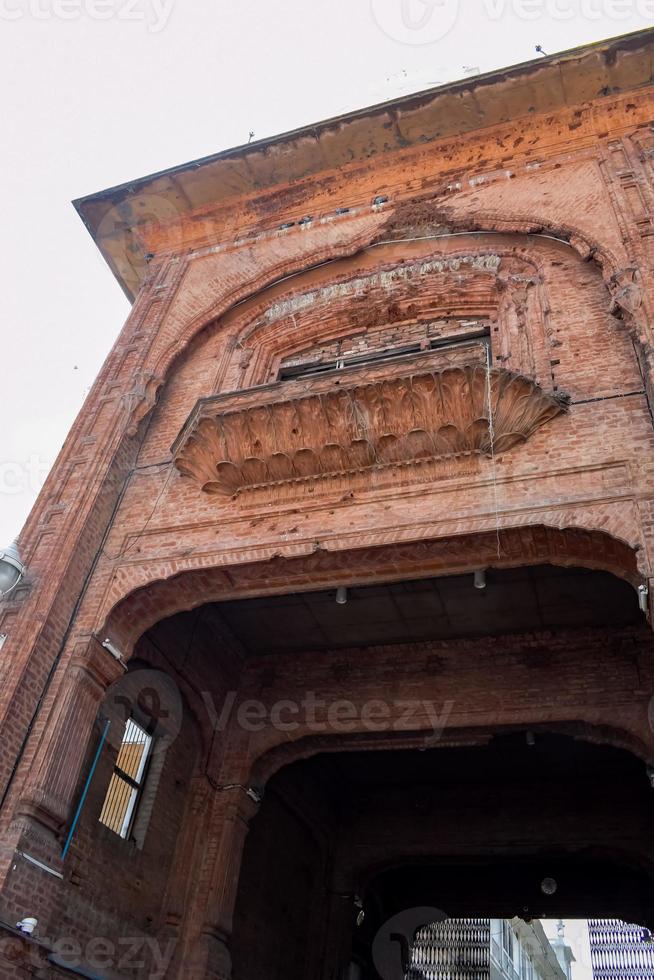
[74,29,654,301]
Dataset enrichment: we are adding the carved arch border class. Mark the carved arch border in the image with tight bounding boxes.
[168,234,593,399]
[429,206,624,276]
[131,209,628,436]
[230,239,550,392]
[128,210,390,433]
[429,206,650,349]
[155,238,509,402]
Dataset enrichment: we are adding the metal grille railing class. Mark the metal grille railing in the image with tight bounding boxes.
[407,918,491,980]
[588,919,654,980]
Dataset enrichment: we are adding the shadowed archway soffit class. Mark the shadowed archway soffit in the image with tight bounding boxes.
[172,344,570,496]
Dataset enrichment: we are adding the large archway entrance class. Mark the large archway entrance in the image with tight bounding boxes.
[110,540,654,979]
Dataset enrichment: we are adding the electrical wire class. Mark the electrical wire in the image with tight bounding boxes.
[101,460,176,562]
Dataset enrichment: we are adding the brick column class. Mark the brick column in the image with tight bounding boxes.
[181,787,260,980]
[14,637,125,837]
[319,864,359,980]
[8,637,125,847]
[159,774,211,965]
[0,637,124,928]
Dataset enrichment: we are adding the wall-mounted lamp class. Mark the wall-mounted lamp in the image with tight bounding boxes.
[474,569,487,590]
[0,542,25,598]
[639,584,649,614]
[15,917,38,935]
[101,638,123,662]
[336,586,348,605]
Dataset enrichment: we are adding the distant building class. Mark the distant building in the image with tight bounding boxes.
[550,920,576,980]
[408,917,566,980]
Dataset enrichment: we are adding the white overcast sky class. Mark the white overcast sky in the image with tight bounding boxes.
[1,0,653,546]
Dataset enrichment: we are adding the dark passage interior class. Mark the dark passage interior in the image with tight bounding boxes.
[231,735,654,980]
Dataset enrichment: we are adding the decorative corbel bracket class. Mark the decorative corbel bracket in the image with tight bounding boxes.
[123,370,165,437]
[173,344,568,497]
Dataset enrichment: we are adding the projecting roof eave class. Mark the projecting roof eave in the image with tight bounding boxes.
[74,26,654,301]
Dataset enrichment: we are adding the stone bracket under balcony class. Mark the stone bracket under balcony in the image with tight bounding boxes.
[171,344,569,497]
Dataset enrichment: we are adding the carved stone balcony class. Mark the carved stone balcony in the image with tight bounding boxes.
[172,343,568,496]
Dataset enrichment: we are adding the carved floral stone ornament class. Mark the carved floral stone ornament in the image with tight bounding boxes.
[123,369,165,437]
[609,266,644,319]
[172,345,569,496]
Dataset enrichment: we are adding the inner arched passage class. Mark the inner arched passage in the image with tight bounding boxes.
[230,735,654,980]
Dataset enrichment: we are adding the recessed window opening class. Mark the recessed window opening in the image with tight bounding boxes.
[99,717,152,839]
[278,342,421,381]
[430,326,491,359]
[279,325,492,381]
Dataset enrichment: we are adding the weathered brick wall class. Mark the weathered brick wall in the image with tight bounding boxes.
[237,620,654,786]
[69,235,654,646]
[0,702,200,976]
[58,707,199,964]
[0,607,243,977]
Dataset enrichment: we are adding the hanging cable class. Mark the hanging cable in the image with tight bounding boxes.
[485,346,502,560]
[101,459,176,562]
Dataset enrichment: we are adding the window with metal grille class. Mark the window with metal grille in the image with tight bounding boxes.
[278,343,421,380]
[278,326,491,381]
[99,718,152,839]
[429,326,491,356]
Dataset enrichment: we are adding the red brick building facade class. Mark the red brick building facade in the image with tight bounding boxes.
[2,29,654,980]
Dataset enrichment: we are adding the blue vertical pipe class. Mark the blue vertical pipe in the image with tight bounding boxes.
[61,719,110,861]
